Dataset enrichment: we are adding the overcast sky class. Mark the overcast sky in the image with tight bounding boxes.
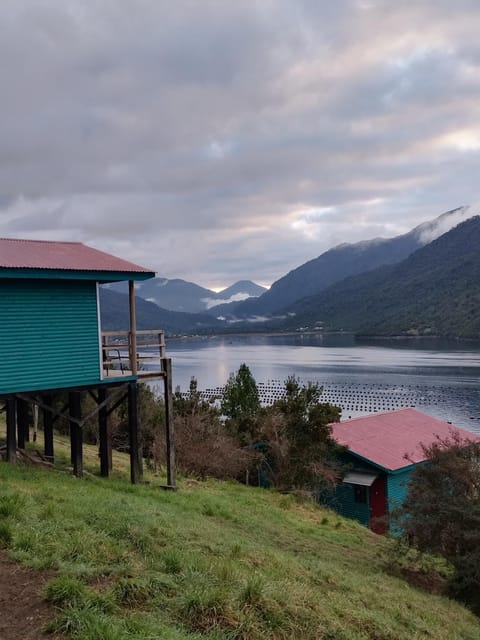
[1,1,480,290]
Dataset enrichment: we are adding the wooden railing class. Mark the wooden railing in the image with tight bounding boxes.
[101,330,166,379]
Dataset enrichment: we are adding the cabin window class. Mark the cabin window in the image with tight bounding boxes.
[354,485,367,504]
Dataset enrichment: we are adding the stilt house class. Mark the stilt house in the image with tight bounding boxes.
[0,238,174,485]
[324,408,476,533]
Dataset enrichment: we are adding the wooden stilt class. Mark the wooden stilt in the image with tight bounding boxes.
[162,357,176,489]
[6,396,17,462]
[25,401,30,443]
[69,391,83,477]
[128,280,138,376]
[128,381,141,484]
[98,387,109,477]
[16,398,29,450]
[43,395,54,461]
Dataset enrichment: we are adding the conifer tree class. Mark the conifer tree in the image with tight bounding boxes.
[221,363,261,442]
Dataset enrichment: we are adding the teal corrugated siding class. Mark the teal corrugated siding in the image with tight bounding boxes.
[386,468,414,535]
[0,279,101,394]
[386,469,413,514]
[329,483,370,526]
[320,452,374,526]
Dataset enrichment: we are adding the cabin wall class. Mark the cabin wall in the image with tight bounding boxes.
[319,452,374,527]
[328,483,371,527]
[0,279,102,394]
[386,468,413,514]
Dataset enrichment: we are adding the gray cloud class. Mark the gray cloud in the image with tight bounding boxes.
[1,1,480,287]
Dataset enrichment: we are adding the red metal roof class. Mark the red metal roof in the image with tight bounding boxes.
[0,238,154,274]
[331,408,478,471]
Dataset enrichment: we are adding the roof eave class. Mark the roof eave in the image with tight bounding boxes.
[0,268,156,282]
[343,449,425,474]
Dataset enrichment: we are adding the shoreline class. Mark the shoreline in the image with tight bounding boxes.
[165,331,480,345]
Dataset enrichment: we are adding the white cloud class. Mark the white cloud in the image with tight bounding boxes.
[417,204,480,244]
[0,1,480,286]
[202,293,251,310]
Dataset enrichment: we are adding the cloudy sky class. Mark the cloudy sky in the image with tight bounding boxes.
[1,1,480,289]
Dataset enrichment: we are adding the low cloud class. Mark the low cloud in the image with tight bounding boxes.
[417,205,480,244]
[203,293,252,310]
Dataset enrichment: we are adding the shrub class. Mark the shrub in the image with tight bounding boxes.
[154,377,259,480]
[45,576,88,607]
[397,433,480,614]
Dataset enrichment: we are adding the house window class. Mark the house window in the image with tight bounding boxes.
[354,485,367,504]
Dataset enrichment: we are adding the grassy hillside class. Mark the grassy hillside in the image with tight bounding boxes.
[0,438,479,639]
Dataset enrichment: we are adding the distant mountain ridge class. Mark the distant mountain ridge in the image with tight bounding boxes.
[283,215,480,338]
[231,206,470,318]
[100,206,480,338]
[99,288,224,334]
[105,278,267,314]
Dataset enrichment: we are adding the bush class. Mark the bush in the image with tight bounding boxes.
[221,364,261,443]
[255,377,343,491]
[397,433,480,614]
[154,378,259,480]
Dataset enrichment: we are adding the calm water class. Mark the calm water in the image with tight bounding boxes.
[161,334,480,435]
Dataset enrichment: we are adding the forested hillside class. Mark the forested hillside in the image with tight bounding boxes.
[99,288,223,334]
[233,207,468,317]
[286,216,480,337]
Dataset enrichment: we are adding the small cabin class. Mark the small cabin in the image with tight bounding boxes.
[0,238,174,485]
[323,408,477,533]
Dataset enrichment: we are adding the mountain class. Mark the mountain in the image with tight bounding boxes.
[99,288,223,334]
[218,280,267,299]
[233,206,471,318]
[100,207,480,338]
[283,215,480,338]
[105,278,267,314]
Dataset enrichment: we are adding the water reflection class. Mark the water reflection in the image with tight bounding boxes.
[165,334,480,434]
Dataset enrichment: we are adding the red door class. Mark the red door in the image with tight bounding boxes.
[369,476,387,534]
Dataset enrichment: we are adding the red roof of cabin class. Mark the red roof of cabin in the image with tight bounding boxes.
[0,238,153,274]
[331,408,478,471]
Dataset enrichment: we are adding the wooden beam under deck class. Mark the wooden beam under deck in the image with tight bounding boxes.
[6,397,17,462]
[69,391,83,477]
[2,325,175,486]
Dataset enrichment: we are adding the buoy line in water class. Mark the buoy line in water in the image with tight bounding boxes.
[180,379,469,418]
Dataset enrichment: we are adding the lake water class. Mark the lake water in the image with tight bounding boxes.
[161,334,480,435]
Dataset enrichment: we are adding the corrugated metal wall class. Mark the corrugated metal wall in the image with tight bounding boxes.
[0,279,101,394]
[319,453,373,526]
[386,469,412,514]
[331,483,371,526]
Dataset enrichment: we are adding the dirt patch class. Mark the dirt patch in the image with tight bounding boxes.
[0,552,59,639]
[400,566,447,595]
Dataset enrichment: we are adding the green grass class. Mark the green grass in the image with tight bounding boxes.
[0,433,479,638]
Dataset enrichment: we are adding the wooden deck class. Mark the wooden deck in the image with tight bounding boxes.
[102,330,167,380]
[103,366,166,380]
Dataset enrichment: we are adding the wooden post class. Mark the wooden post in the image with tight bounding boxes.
[162,357,176,488]
[128,381,141,484]
[128,280,138,375]
[6,396,17,462]
[69,391,83,477]
[16,398,29,450]
[43,395,54,461]
[98,387,110,477]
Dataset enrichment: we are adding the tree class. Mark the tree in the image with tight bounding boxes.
[257,376,342,491]
[165,377,258,480]
[397,433,480,614]
[221,364,261,442]
[173,377,217,419]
